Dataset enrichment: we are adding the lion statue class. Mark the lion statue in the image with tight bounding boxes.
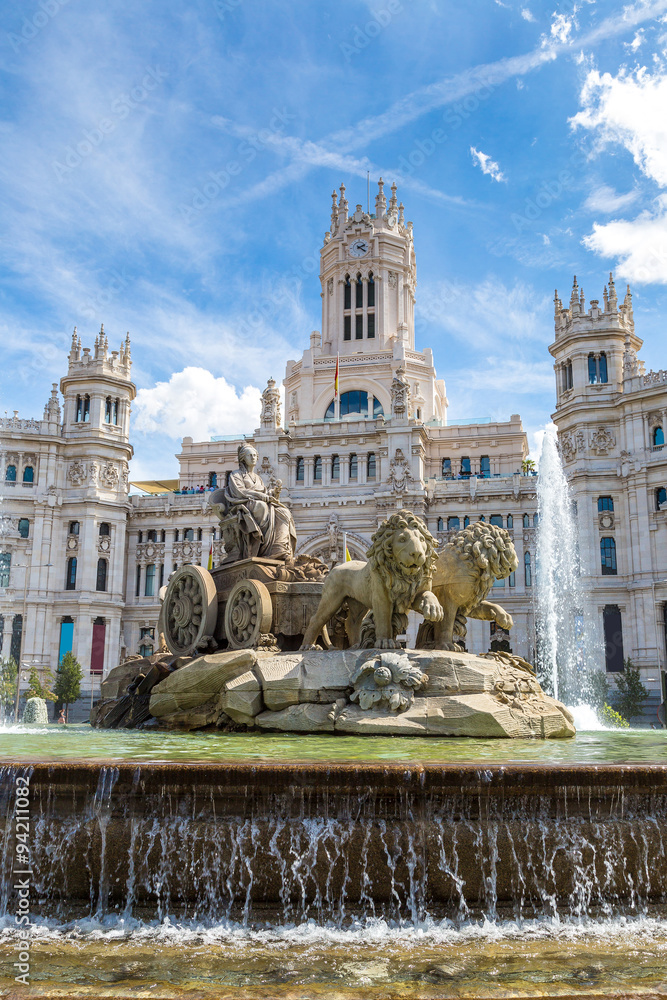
[300,509,443,650]
[420,521,518,651]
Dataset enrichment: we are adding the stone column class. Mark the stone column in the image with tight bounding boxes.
[358,452,367,485]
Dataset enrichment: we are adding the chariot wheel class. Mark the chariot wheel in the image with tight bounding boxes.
[163,565,218,656]
[224,578,273,649]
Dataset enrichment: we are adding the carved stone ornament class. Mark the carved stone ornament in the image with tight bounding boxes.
[68,461,86,486]
[327,277,334,295]
[98,536,111,553]
[599,512,615,531]
[390,365,411,417]
[100,462,119,488]
[589,426,616,456]
[350,652,428,713]
[387,448,413,493]
[88,462,99,483]
[260,377,282,429]
[388,270,398,288]
[559,429,586,463]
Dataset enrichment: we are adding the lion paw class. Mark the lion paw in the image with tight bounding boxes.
[497,612,514,630]
[375,638,400,650]
[299,643,323,651]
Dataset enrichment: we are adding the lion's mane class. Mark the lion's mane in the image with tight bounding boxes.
[367,509,438,614]
[447,522,518,609]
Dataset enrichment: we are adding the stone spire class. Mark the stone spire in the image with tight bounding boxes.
[579,286,585,312]
[398,202,404,226]
[608,271,617,310]
[375,177,386,217]
[569,275,579,309]
[389,181,398,211]
[330,189,339,231]
[120,332,132,367]
[68,326,81,363]
[339,183,348,223]
[603,283,609,311]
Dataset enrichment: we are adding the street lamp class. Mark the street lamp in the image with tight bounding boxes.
[12,559,53,721]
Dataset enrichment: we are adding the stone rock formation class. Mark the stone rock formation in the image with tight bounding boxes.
[22,697,49,725]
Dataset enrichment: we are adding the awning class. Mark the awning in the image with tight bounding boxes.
[129,479,180,494]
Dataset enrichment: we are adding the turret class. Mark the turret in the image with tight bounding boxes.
[60,325,136,439]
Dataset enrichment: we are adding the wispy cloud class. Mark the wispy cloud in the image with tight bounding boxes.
[470,146,507,182]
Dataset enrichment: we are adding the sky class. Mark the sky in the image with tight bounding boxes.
[2,0,667,480]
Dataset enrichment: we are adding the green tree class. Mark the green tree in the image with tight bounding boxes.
[613,659,649,722]
[26,664,57,703]
[521,459,536,475]
[0,657,18,714]
[588,670,610,710]
[54,652,83,721]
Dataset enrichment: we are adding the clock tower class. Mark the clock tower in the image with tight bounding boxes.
[320,178,416,356]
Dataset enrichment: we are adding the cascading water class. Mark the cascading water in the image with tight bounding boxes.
[536,424,597,706]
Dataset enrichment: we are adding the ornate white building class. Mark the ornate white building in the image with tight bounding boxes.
[1,181,665,716]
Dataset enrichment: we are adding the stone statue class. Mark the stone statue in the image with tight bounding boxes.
[210,443,296,564]
[300,509,443,650]
[387,448,413,493]
[391,365,411,417]
[260,378,281,429]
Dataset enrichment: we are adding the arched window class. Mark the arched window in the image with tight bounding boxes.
[208,471,218,488]
[523,513,530,528]
[161,530,166,542]
[184,528,194,541]
[138,530,143,543]
[296,457,305,483]
[656,487,666,510]
[197,528,203,541]
[145,564,156,597]
[588,354,598,384]
[598,496,614,512]
[437,517,444,531]
[99,522,110,536]
[96,558,108,592]
[600,537,617,575]
[507,514,513,529]
[349,453,358,480]
[508,570,516,588]
[83,394,90,422]
[464,516,470,528]
[75,395,83,422]
[325,391,384,420]
[5,465,16,482]
[65,557,77,590]
[442,458,452,477]
[113,398,119,425]
[448,516,460,531]
[524,551,532,587]
[69,521,79,535]
[480,456,491,478]
[22,466,34,484]
[356,273,363,309]
[367,271,375,308]
[331,454,340,480]
[533,513,539,527]
[653,427,665,447]
[174,529,179,541]
[18,518,29,539]
[146,529,156,542]
[313,456,322,482]
[344,273,351,310]
[367,452,376,479]
[159,563,165,588]
[490,515,503,527]
[105,396,112,423]
[599,352,608,383]
[460,457,471,477]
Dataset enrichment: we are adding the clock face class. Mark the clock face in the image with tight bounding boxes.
[349,239,369,258]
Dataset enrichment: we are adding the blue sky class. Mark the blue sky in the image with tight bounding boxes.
[2,0,667,479]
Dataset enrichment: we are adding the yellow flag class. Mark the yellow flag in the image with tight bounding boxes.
[345,546,351,562]
[207,539,213,571]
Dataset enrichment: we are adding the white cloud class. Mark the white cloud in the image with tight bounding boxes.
[133,368,263,441]
[583,184,639,213]
[550,13,575,44]
[470,146,507,182]
[521,9,536,22]
[582,197,667,283]
[626,29,645,50]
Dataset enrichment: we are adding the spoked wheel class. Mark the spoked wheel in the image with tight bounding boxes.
[163,565,218,656]
[224,578,273,649]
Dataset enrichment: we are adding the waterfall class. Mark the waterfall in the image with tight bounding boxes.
[536,425,595,705]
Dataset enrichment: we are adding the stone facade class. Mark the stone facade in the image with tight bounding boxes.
[2,182,665,710]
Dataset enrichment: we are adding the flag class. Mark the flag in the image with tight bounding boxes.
[334,354,339,400]
[343,531,351,561]
[207,538,213,570]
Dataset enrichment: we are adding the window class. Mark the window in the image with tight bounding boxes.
[58,618,74,665]
[96,558,107,592]
[344,315,351,341]
[356,273,363,308]
[208,471,218,488]
[91,617,105,674]
[184,528,194,541]
[657,487,667,510]
[460,457,471,477]
[588,353,609,385]
[464,516,470,528]
[372,396,384,418]
[367,271,375,308]
[69,521,79,536]
[508,570,515,588]
[437,517,444,531]
[447,516,460,531]
[331,454,340,480]
[11,615,22,665]
[653,427,665,447]
[99,522,110,536]
[147,529,157,542]
[138,530,143,543]
[493,576,505,588]
[523,513,530,528]
[442,458,452,477]
[75,395,83,422]
[0,553,10,588]
[367,313,375,339]
[22,466,34,484]
[599,352,608,383]
[159,563,164,588]
[83,395,90,422]
[480,456,491,478]
[600,537,617,575]
[490,515,503,528]
[344,273,351,310]
[113,398,119,425]
[588,354,598,384]
[197,528,203,541]
[507,514,513,529]
[174,529,179,542]
[355,314,363,339]
[325,391,384,420]
[603,605,624,672]
[524,551,532,587]
[18,518,29,538]
[562,361,573,392]
[533,513,539,527]
[296,457,305,482]
[367,452,376,479]
[139,645,152,658]
[313,456,322,482]
[105,396,112,423]
[65,557,77,590]
[145,563,156,597]
[135,565,141,597]
[598,496,614,512]
[349,453,358,479]
[161,530,166,542]
[5,465,16,482]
